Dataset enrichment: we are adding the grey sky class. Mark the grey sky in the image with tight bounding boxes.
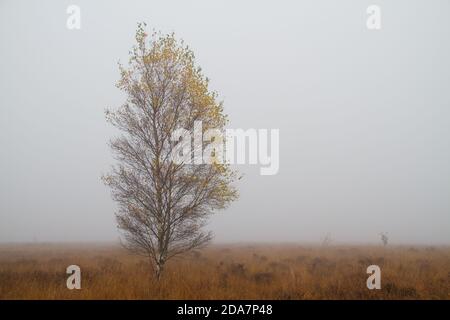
[1,0,449,244]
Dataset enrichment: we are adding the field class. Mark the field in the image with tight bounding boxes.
[0,243,448,299]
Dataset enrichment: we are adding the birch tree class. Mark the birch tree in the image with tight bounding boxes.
[103,24,238,279]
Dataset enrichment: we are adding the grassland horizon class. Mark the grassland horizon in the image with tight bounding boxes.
[0,243,448,300]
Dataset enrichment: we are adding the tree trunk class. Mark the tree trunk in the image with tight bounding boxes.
[155,261,164,280]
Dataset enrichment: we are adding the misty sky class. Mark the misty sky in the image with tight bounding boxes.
[1,0,449,244]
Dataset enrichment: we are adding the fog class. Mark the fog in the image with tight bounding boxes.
[1,0,449,244]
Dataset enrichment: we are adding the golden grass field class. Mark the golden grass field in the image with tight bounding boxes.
[0,243,448,299]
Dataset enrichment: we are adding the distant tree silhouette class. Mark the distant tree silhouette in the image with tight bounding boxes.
[379,232,389,246]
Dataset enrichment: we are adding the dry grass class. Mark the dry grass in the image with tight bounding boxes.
[0,243,448,299]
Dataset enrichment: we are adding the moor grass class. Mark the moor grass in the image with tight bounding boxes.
[0,243,448,299]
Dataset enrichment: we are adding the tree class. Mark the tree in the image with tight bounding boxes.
[102,23,238,279]
[379,232,389,246]
[321,233,332,246]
